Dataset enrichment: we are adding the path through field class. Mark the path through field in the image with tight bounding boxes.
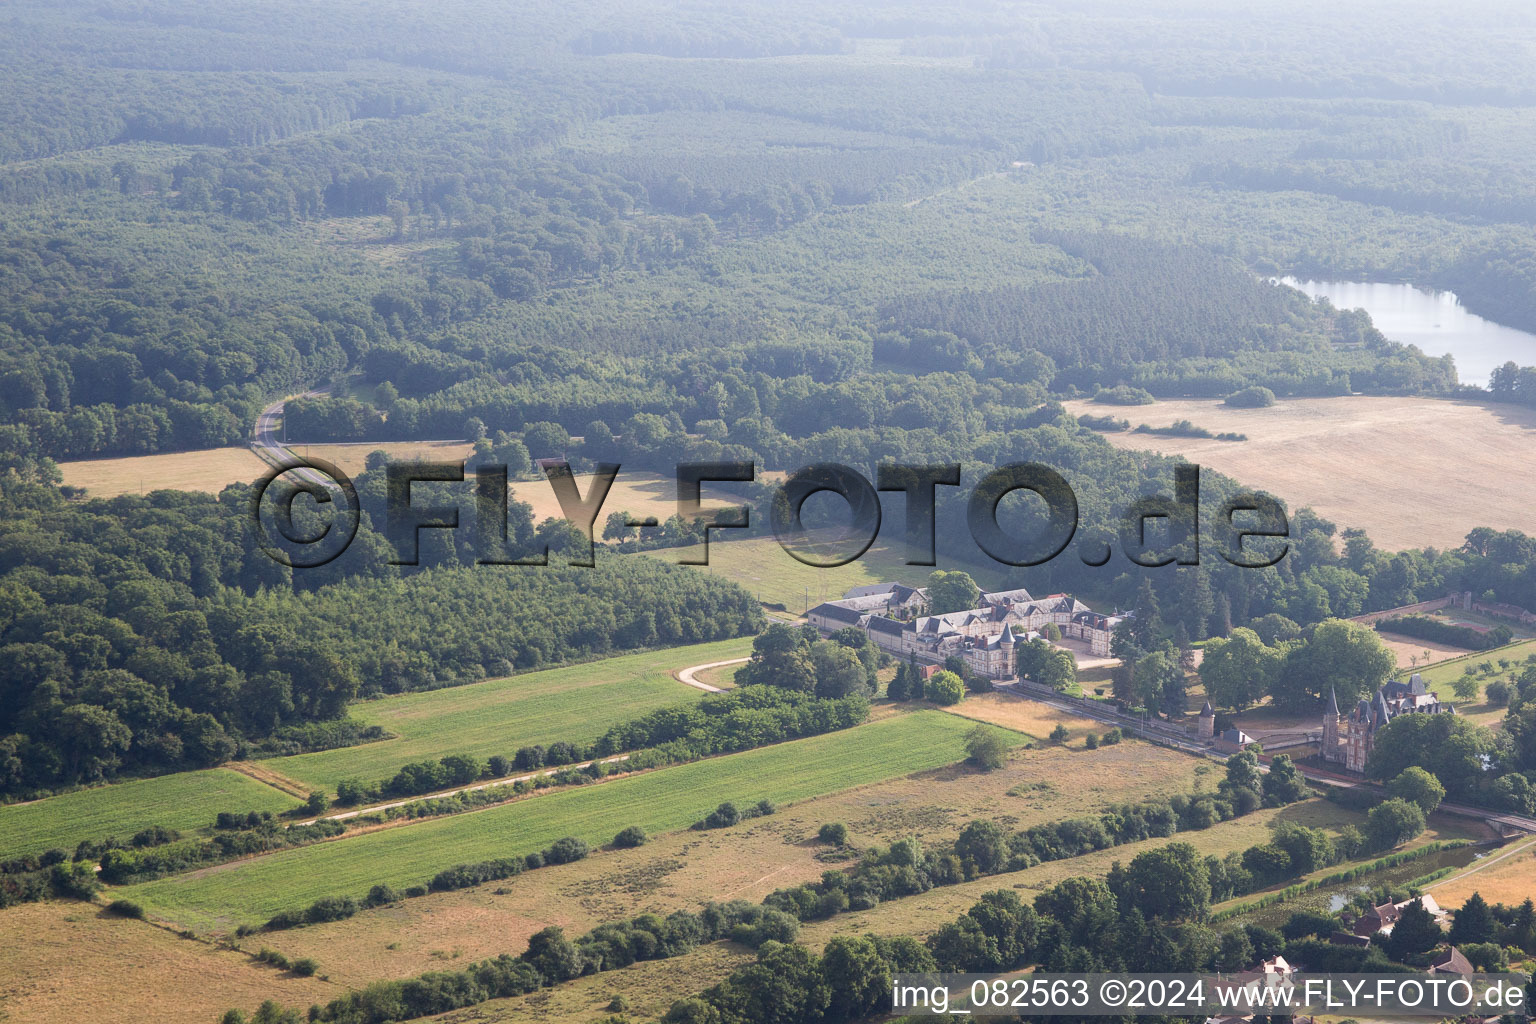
[675,656,749,692]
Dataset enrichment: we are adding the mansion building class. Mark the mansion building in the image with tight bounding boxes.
[1322,674,1456,773]
[807,583,1124,681]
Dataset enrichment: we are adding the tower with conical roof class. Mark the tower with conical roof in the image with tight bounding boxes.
[1198,699,1215,741]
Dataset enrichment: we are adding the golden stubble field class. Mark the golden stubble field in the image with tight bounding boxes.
[1062,396,1536,551]
[0,902,339,1024]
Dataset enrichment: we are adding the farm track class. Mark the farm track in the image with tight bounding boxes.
[225,761,311,799]
[674,656,749,692]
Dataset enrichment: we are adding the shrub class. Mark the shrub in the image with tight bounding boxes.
[290,957,319,977]
[255,948,290,969]
[1225,386,1277,408]
[545,836,590,864]
[1486,679,1512,706]
[924,670,965,706]
[817,822,849,845]
[1101,728,1122,745]
[697,801,741,830]
[334,779,368,806]
[1094,384,1155,406]
[404,885,428,898]
[613,825,648,848]
[106,899,144,918]
[964,725,1009,769]
[364,884,401,907]
[487,755,511,777]
[1049,723,1069,744]
[1084,732,1100,749]
[304,791,328,816]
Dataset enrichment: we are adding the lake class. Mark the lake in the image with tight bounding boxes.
[1280,278,1536,386]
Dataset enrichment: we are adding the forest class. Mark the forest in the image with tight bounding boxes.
[2,0,1536,801]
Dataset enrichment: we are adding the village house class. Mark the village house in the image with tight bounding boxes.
[1352,894,1448,937]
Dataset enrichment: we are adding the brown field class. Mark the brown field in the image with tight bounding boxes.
[0,902,338,1024]
[59,446,267,498]
[1427,837,1536,908]
[938,691,1107,743]
[253,742,1203,988]
[1062,396,1536,551]
[1376,634,1473,670]
[450,943,755,1024]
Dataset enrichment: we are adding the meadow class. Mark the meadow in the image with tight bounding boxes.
[256,739,1206,987]
[0,769,300,861]
[260,637,752,794]
[118,711,1024,932]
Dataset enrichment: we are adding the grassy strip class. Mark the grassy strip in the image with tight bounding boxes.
[118,712,1021,932]
[0,769,300,861]
[1208,841,1468,923]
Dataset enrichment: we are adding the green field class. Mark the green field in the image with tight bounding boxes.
[263,638,753,793]
[120,711,1022,931]
[1416,638,1536,695]
[0,769,300,861]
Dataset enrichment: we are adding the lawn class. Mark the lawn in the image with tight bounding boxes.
[0,769,300,861]
[120,711,1023,932]
[261,638,753,793]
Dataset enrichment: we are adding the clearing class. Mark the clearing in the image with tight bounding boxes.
[0,768,299,861]
[117,711,1023,932]
[261,637,753,794]
[1062,396,1536,551]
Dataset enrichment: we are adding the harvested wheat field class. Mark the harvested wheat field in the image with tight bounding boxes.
[938,691,1106,742]
[59,446,267,497]
[1428,837,1536,908]
[1063,396,1536,550]
[0,902,339,1024]
[247,741,1201,988]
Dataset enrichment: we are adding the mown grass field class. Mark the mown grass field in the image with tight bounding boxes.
[0,769,300,861]
[258,739,1205,987]
[120,711,1023,932]
[260,638,752,793]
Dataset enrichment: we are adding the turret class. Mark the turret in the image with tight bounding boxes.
[1198,699,1215,740]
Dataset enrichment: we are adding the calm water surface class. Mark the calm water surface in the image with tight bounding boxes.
[1281,278,1536,385]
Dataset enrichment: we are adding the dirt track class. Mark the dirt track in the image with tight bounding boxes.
[1065,396,1536,550]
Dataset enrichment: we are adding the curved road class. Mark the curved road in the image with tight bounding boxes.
[252,386,336,488]
[675,657,748,693]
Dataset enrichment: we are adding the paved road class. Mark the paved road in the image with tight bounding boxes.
[675,657,749,693]
[252,387,336,489]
